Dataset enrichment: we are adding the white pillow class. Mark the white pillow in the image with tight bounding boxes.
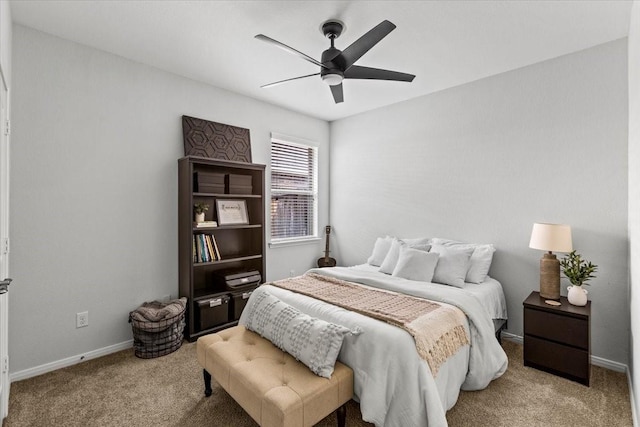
[401,237,431,246]
[429,244,474,288]
[379,238,404,274]
[367,236,393,266]
[407,243,431,252]
[243,291,351,378]
[392,246,439,282]
[430,238,496,283]
[380,238,432,274]
[466,245,496,283]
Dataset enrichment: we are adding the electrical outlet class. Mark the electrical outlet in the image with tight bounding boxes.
[162,294,171,302]
[76,311,89,328]
[289,270,295,277]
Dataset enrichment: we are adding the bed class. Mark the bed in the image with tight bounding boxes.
[239,237,509,427]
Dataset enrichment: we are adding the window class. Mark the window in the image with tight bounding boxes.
[270,133,318,243]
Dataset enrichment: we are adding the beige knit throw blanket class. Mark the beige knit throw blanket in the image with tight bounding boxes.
[270,273,470,375]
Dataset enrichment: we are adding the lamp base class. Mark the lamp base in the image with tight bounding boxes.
[539,252,560,300]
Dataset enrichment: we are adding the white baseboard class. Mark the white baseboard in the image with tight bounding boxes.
[502,331,522,344]
[9,339,133,382]
[627,368,638,427]
[592,354,627,373]
[501,332,627,372]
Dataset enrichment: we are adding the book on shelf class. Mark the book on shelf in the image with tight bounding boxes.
[208,234,221,261]
[211,234,222,260]
[194,221,217,228]
[194,235,203,262]
[205,234,216,261]
[199,234,210,262]
[193,234,222,263]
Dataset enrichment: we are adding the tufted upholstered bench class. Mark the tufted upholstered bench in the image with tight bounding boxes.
[197,325,354,427]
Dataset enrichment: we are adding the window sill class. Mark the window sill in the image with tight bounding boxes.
[269,237,322,248]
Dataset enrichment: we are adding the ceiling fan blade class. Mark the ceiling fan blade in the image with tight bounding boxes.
[261,73,321,88]
[330,83,344,103]
[344,65,415,82]
[337,20,396,70]
[255,34,328,69]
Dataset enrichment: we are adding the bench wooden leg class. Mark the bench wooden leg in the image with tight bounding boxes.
[203,369,212,397]
[337,403,347,427]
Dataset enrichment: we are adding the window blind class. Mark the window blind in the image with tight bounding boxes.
[270,138,317,241]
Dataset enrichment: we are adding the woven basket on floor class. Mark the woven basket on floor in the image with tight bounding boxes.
[129,299,186,359]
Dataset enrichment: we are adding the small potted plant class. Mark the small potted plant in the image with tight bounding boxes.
[560,250,598,306]
[194,202,209,223]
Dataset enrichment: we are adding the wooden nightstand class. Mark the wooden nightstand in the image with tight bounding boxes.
[523,291,591,386]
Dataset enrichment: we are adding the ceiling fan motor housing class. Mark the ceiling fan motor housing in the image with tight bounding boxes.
[321,47,345,85]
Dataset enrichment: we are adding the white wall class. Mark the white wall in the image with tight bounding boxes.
[9,25,329,373]
[0,0,10,419]
[628,0,640,420]
[0,0,11,89]
[330,40,629,364]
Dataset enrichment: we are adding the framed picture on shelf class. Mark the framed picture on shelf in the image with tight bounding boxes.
[216,199,249,225]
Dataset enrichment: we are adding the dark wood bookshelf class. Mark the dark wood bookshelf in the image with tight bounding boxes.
[178,156,266,341]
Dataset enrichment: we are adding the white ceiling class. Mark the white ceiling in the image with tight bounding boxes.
[10,1,632,122]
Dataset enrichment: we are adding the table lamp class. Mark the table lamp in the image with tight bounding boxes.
[529,223,573,300]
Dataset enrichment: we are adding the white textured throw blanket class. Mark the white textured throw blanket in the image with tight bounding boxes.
[271,273,469,375]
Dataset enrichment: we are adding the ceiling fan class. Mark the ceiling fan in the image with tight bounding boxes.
[255,20,415,104]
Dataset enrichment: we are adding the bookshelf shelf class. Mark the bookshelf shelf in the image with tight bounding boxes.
[179,156,266,341]
[194,192,262,199]
[192,224,263,231]
[192,254,263,267]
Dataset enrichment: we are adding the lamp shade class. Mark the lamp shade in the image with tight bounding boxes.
[529,223,573,253]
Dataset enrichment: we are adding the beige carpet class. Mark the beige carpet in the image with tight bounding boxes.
[3,339,632,427]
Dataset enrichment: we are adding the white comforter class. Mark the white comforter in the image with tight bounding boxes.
[239,267,508,427]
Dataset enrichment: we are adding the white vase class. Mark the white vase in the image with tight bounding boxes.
[195,212,205,223]
[567,285,588,306]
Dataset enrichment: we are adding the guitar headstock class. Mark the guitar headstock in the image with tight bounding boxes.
[325,225,332,234]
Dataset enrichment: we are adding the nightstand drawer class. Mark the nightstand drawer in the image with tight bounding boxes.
[524,335,590,383]
[524,307,588,349]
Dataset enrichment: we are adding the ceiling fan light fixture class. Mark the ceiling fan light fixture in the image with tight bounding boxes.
[321,72,343,86]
